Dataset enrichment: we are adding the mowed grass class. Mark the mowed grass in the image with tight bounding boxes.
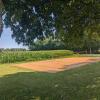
[80,54,100,57]
[0,62,100,100]
[0,50,75,63]
[0,64,32,76]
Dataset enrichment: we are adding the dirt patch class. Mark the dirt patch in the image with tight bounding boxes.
[14,57,100,73]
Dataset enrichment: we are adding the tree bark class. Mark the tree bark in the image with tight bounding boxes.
[0,0,3,35]
[89,48,92,54]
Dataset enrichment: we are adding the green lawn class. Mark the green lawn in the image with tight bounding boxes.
[80,54,100,57]
[0,62,100,100]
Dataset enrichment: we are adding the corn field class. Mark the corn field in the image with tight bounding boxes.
[0,50,74,63]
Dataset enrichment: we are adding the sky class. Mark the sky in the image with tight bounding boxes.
[0,27,27,49]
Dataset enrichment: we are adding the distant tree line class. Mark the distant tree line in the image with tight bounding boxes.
[29,37,100,54]
[29,38,66,50]
[0,48,27,52]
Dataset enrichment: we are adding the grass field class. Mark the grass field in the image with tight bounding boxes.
[80,54,100,57]
[0,50,75,63]
[0,62,100,100]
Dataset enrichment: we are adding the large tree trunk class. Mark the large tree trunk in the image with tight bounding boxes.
[89,47,92,54]
[0,0,3,35]
[0,13,3,35]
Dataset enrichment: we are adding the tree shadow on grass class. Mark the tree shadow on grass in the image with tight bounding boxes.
[0,65,100,100]
[0,72,68,100]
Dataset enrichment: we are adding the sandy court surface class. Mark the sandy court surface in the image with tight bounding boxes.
[14,57,100,73]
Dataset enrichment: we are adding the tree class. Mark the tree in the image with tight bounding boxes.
[0,0,4,35]
[0,0,100,46]
[29,37,66,50]
[82,26,100,53]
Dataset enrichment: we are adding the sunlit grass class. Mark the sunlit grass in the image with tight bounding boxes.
[0,64,32,77]
[80,54,100,57]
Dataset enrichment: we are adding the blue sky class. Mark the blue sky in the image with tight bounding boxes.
[0,27,27,49]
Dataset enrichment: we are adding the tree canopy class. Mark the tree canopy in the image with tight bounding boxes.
[0,0,100,46]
